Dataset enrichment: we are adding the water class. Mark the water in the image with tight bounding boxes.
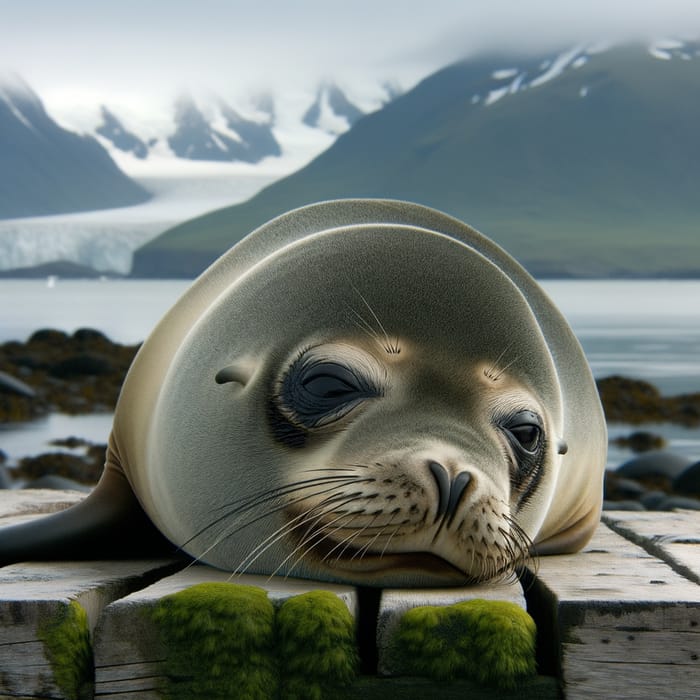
[0,279,189,345]
[1,279,699,469]
[541,280,700,397]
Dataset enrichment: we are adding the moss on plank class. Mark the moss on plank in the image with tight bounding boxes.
[151,582,277,700]
[37,600,93,700]
[277,590,358,700]
[394,598,537,689]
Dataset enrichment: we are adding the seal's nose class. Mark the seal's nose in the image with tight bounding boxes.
[428,461,472,524]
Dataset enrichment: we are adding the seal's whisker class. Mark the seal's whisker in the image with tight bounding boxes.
[347,308,385,347]
[350,521,392,561]
[379,518,404,558]
[181,477,373,565]
[304,466,370,473]
[252,489,372,570]
[484,342,515,380]
[233,498,346,576]
[212,490,358,576]
[205,485,368,559]
[322,510,382,562]
[320,514,376,563]
[350,284,400,355]
[209,475,367,515]
[281,515,364,576]
[265,497,368,579]
[493,354,521,381]
[182,475,371,547]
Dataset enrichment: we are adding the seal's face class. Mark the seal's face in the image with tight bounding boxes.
[251,339,556,586]
[149,223,569,587]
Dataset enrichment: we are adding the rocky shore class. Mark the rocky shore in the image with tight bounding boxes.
[1,329,699,510]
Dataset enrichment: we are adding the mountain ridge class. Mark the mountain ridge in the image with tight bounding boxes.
[90,82,373,168]
[132,41,700,278]
[0,77,151,219]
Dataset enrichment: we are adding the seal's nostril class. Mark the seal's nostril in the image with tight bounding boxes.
[446,471,472,522]
[428,461,450,523]
[429,461,472,524]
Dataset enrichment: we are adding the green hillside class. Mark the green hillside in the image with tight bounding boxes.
[133,44,700,278]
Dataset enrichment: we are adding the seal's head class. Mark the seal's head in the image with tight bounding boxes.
[133,204,604,588]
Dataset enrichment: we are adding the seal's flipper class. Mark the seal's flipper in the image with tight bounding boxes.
[0,467,176,566]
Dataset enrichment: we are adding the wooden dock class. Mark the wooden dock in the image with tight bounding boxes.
[1,490,698,699]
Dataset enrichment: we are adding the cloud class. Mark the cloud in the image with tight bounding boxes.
[2,0,698,118]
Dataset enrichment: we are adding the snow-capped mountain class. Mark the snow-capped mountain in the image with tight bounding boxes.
[96,106,150,160]
[0,77,150,219]
[0,75,393,271]
[302,82,365,134]
[0,74,390,222]
[133,38,700,279]
[166,95,281,163]
[88,82,374,171]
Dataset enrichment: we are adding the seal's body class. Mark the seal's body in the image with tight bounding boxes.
[0,200,606,586]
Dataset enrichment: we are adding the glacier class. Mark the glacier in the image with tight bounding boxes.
[0,170,280,274]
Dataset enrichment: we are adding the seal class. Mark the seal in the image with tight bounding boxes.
[0,200,606,587]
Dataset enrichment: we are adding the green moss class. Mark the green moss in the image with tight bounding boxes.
[152,583,277,700]
[277,591,358,700]
[394,599,537,689]
[37,600,93,700]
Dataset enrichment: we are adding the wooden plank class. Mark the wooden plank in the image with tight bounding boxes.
[528,520,700,700]
[93,566,357,698]
[0,488,85,526]
[377,579,526,676]
[0,558,183,699]
[603,509,700,583]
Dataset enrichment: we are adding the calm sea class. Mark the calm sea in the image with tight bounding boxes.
[1,279,699,469]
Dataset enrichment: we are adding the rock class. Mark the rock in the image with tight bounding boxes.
[15,451,104,485]
[616,451,693,483]
[612,430,666,453]
[597,375,662,423]
[0,370,36,398]
[49,436,92,449]
[72,328,110,344]
[0,328,139,419]
[656,496,700,511]
[602,500,646,511]
[28,328,70,344]
[639,490,669,510]
[49,353,114,378]
[604,471,646,501]
[597,375,700,426]
[673,461,700,497]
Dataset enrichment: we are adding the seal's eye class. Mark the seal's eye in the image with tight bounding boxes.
[501,410,543,455]
[279,358,381,430]
[302,364,361,400]
[508,424,541,452]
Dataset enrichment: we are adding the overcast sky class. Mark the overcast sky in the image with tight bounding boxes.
[2,0,699,116]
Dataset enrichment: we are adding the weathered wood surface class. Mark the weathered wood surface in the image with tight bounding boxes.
[93,567,357,700]
[531,514,700,700]
[0,489,85,526]
[0,559,184,699]
[377,579,526,675]
[0,492,699,699]
[603,510,700,584]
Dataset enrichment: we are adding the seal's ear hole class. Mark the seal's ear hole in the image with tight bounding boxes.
[557,439,568,455]
[215,364,253,387]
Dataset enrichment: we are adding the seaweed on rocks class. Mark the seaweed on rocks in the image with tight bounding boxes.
[0,328,139,422]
